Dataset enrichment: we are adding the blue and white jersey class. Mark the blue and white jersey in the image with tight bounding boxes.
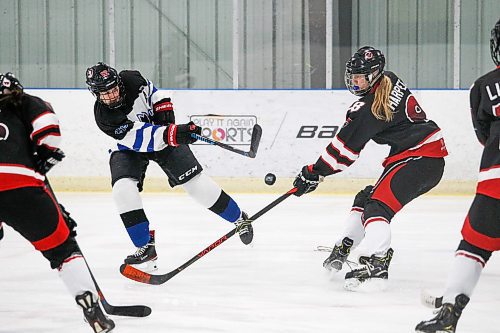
[93,70,172,153]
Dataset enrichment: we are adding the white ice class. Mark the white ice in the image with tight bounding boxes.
[1,193,499,333]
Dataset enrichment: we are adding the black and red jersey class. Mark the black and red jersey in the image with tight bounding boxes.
[313,71,447,176]
[0,94,61,191]
[469,67,500,199]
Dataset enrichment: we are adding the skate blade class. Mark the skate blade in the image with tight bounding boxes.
[344,277,388,292]
[130,260,158,273]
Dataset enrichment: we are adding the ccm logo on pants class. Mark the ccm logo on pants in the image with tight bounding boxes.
[179,166,198,181]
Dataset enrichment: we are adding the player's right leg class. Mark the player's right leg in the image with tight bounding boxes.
[323,185,373,272]
[110,151,157,271]
[416,194,498,332]
[0,186,114,332]
[156,145,253,245]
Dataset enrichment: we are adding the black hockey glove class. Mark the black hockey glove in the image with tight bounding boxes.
[153,98,175,125]
[59,204,77,237]
[164,121,201,146]
[352,185,374,208]
[293,165,324,197]
[35,147,65,175]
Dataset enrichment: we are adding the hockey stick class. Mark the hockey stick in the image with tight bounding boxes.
[45,180,151,317]
[420,290,443,308]
[120,187,298,285]
[86,260,152,317]
[191,123,262,158]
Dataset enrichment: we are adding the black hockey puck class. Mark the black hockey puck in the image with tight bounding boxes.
[264,173,276,186]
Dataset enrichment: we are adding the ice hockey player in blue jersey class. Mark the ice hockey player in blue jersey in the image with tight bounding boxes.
[85,63,252,272]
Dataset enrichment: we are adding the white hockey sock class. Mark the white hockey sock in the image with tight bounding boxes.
[58,254,98,301]
[183,173,222,208]
[112,178,144,213]
[442,251,484,303]
[335,209,365,248]
[360,217,391,256]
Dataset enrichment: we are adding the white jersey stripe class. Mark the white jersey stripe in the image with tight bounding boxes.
[30,112,59,139]
[320,151,348,172]
[117,122,168,152]
[478,166,500,182]
[331,136,359,161]
[153,127,167,151]
[37,133,61,149]
[408,129,443,151]
[0,165,45,180]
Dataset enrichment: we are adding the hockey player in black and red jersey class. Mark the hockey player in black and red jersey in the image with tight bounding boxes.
[415,19,500,333]
[293,46,448,290]
[85,63,252,272]
[0,73,115,332]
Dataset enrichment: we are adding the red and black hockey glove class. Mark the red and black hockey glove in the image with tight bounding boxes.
[163,121,201,146]
[352,185,374,208]
[293,165,324,196]
[35,146,65,175]
[152,98,175,125]
[59,204,78,238]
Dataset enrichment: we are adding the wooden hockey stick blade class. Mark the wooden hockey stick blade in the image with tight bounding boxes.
[120,188,298,285]
[420,290,443,308]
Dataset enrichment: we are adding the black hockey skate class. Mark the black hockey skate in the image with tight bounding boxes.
[124,230,158,271]
[415,294,470,333]
[344,248,394,290]
[75,291,115,333]
[235,211,253,245]
[323,237,354,271]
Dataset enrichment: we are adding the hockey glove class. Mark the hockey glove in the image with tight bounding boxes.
[35,147,65,175]
[352,185,374,208]
[164,121,201,146]
[293,165,324,196]
[152,98,175,125]
[59,204,77,237]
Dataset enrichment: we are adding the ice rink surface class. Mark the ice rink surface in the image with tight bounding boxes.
[1,192,499,333]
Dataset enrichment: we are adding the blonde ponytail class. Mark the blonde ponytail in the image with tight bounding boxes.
[371,75,393,122]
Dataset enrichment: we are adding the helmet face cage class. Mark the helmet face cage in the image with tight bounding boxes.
[490,19,500,66]
[344,46,385,96]
[85,62,124,108]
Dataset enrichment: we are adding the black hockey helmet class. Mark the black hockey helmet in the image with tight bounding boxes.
[345,46,385,96]
[85,62,124,108]
[0,72,24,106]
[490,18,500,66]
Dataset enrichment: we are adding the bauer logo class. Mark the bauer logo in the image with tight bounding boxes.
[296,125,339,138]
[190,115,257,146]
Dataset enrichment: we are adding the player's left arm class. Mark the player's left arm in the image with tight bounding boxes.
[24,98,65,174]
[470,81,494,145]
[312,102,386,176]
[144,79,175,126]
